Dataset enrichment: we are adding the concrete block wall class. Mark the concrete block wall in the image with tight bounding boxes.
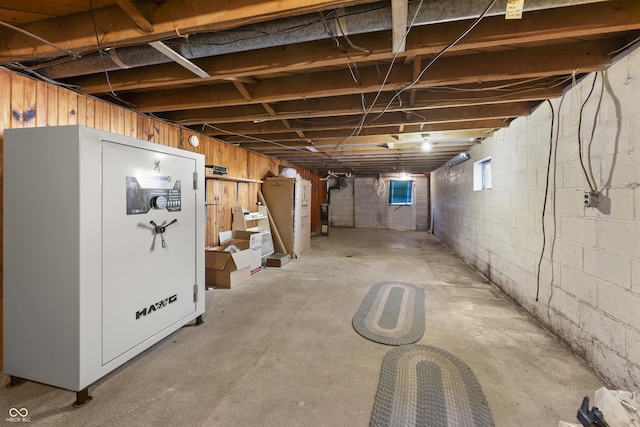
[431,45,640,390]
[354,177,388,228]
[330,177,429,230]
[328,177,355,227]
[415,178,430,231]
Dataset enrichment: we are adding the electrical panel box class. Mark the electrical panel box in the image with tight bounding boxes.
[3,125,206,392]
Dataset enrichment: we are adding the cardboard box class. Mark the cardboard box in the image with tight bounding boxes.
[204,230,263,288]
[205,242,252,288]
[266,252,290,267]
[222,230,262,275]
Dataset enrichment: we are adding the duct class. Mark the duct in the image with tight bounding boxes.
[39,0,608,80]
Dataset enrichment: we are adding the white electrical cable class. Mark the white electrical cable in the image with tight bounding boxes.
[373,175,386,198]
[366,0,498,126]
[330,0,426,156]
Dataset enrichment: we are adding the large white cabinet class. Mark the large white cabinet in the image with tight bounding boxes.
[3,126,205,404]
[262,177,311,258]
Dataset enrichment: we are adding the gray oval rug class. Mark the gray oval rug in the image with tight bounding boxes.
[353,281,425,345]
[370,345,495,427]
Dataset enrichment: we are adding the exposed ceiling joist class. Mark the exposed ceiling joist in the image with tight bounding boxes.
[71,0,640,94]
[130,39,618,112]
[2,0,639,174]
[392,0,408,53]
[0,0,374,61]
[160,80,563,125]
[114,0,154,33]
[205,103,534,136]
[216,120,509,141]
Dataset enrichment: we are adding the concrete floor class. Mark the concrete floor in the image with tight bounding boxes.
[1,228,604,426]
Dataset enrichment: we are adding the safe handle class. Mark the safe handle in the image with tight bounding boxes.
[149,219,177,248]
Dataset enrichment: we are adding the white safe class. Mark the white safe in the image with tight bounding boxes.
[3,126,205,401]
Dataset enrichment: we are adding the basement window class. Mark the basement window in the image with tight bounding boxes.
[473,157,492,191]
[389,180,413,205]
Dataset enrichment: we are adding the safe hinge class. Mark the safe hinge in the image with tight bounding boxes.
[193,172,198,190]
[193,284,198,302]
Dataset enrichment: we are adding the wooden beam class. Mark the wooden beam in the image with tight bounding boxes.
[231,81,253,101]
[162,82,562,125]
[261,103,278,117]
[205,102,533,135]
[391,0,408,53]
[254,144,474,154]
[214,119,509,141]
[0,0,374,62]
[129,40,617,112]
[115,0,154,33]
[407,55,422,121]
[74,0,640,94]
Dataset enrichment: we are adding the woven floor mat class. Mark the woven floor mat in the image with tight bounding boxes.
[353,282,425,346]
[370,345,495,427]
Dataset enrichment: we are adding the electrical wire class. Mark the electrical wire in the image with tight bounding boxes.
[536,100,556,302]
[363,0,498,128]
[536,99,556,302]
[328,0,498,157]
[164,4,389,49]
[607,35,640,57]
[18,67,81,89]
[546,94,564,316]
[231,75,574,130]
[346,62,362,85]
[89,0,121,102]
[333,12,372,55]
[536,95,564,308]
[0,20,80,60]
[330,0,426,156]
[587,71,605,192]
[320,12,367,85]
[351,0,427,138]
[373,174,386,198]
[202,124,326,154]
[238,75,574,131]
[577,72,603,193]
[425,76,569,93]
[8,2,389,71]
[174,19,323,46]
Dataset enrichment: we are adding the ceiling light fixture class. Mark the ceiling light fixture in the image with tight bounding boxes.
[448,152,470,166]
[305,146,318,152]
[421,141,432,151]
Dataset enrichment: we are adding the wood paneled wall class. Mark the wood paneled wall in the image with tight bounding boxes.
[0,67,326,370]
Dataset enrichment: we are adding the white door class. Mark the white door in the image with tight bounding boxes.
[101,141,198,364]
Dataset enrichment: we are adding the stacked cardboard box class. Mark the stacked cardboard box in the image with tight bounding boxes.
[204,231,262,288]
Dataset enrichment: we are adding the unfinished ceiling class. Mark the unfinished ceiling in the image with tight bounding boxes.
[1,0,639,175]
